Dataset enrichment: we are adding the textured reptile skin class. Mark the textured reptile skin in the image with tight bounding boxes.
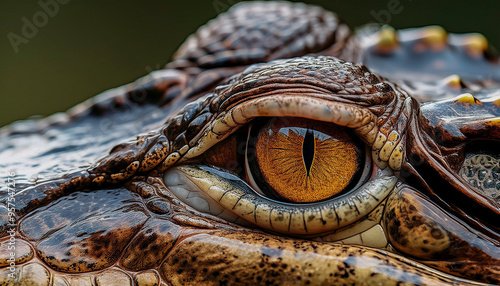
[1,2,499,285]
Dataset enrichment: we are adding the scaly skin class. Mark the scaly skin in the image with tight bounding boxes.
[1,2,499,285]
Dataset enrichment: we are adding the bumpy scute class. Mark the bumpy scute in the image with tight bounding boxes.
[1,1,500,285]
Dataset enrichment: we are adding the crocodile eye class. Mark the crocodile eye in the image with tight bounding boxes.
[246,117,364,203]
[165,115,392,235]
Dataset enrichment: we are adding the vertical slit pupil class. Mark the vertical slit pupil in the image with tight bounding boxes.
[302,129,315,176]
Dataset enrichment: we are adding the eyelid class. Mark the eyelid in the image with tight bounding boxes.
[170,164,396,235]
[182,93,378,164]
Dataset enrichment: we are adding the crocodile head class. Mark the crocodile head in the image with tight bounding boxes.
[1,2,499,285]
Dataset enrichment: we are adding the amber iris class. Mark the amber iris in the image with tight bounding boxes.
[253,118,362,203]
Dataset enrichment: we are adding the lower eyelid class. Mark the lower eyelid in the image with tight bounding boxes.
[164,170,241,223]
[166,164,397,235]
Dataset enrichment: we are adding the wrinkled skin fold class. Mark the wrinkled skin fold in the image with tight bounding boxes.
[1,2,499,285]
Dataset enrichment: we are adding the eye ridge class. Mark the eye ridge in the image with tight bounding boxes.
[302,128,315,176]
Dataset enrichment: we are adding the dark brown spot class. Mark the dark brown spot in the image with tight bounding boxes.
[431,228,444,239]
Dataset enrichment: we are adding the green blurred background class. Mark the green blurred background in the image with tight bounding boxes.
[1,0,499,126]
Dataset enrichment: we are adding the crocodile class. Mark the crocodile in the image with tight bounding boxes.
[1,2,499,285]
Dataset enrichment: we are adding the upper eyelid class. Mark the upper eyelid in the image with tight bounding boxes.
[180,93,377,166]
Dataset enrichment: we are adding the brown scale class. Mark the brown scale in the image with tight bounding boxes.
[1,1,500,285]
[384,187,500,284]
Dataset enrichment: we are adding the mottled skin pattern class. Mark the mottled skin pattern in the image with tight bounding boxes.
[1,2,499,285]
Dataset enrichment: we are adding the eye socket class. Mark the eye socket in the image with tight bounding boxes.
[245,117,366,203]
[171,116,390,236]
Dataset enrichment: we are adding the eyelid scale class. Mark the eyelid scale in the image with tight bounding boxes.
[168,164,396,235]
